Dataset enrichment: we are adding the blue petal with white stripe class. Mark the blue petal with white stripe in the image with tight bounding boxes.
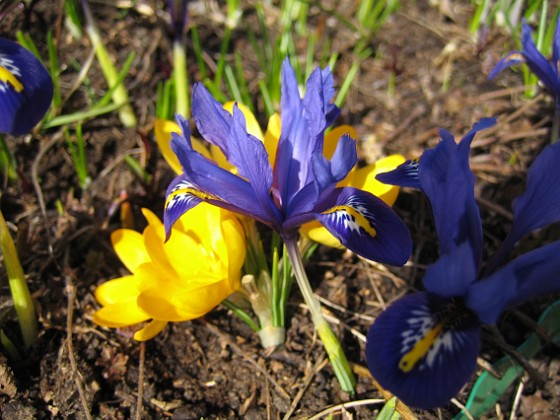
[366,292,480,409]
[0,38,53,135]
[314,187,411,266]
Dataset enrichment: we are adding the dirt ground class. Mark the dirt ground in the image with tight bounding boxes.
[0,0,559,418]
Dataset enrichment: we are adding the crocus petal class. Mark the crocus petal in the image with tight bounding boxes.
[376,158,422,189]
[111,229,150,273]
[467,241,560,324]
[154,118,211,174]
[519,19,560,96]
[366,292,481,409]
[264,113,281,167]
[323,125,357,160]
[0,38,53,135]
[223,101,263,140]
[489,141,560,269]
[133,320,168,341]
[348,154,406,206]
[93,299,150,328]
[94,275,141,306]
[423,241,477,297]
[314,187,412,266]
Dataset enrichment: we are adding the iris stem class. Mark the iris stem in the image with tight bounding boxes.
[284,237,356,394]
[173,36,189,117]
[0,210,37,350]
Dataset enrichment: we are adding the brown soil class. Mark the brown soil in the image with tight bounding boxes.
[0,0,559,418]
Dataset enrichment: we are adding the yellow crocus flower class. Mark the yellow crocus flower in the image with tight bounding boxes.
[93,204,245,341]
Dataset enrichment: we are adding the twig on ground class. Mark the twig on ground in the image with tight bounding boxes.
[352,363,418,420]
[451,398,475,420]
[63,249,92,420]
[509,380,524,420]
[136,341,145,420]
[307,398,388,420]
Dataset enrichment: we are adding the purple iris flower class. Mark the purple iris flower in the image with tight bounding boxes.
[163,59,412,266]
[0,38,53,135]
[489,15,560,105]
[367,118,560,409]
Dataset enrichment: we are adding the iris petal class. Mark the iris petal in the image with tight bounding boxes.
[488,51,525,80]
[467,241,560,324]
[191,83,232,154]
[366,292,481,409]
[489,141,560,270]
[519,19,560,96]
[376,158,421,189]
[314,187,411,266]
[423,241,477,297]
[0,38,53,135]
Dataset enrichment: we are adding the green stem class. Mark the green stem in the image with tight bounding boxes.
[284,236,356,394]
[0,210,37,349]
[173,36,189,117]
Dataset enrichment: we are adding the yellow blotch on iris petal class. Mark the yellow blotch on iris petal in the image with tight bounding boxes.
[0,66,23,92]
[398,323,444,372]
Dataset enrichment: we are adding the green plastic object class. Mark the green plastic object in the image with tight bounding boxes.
[454,300,560,420]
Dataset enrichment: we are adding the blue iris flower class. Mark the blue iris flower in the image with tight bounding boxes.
[163,59,411,266]
[366,118,560,409]
[489,15,560,105]
[0,38,53,135]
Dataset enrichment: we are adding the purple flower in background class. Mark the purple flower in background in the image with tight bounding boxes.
[0,38,53,135]
[163,59,411,266]
[489,15,560,105]
[367,119,560,409]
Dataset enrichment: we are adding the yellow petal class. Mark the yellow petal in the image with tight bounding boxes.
[133,320,168,341]
[210,144,236,172]
[264,113,281,168]
[299,220,345,249]
[323,125,357,160]
[223,101,264,140]
[95,275,141,306]
[111,229,150,273]
[138,276,238,321]
[154,118,211,175]
[348,154,406,206]
[92,300,150,328]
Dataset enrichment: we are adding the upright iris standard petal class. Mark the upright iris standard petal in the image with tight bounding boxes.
[467,241,560,324]
[314,187,411,265]
[366,293,481,410]
[0,38,53,135]
[422,241,477,297]
[489,141,560,268]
